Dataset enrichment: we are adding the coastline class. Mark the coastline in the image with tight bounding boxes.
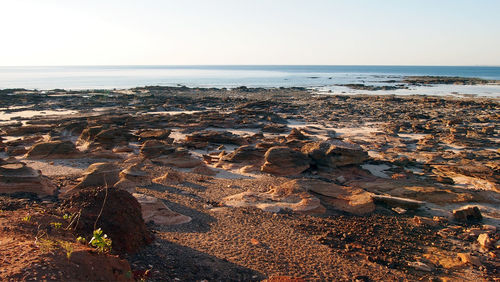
[1,85,499,280]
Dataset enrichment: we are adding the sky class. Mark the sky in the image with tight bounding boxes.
[0,0,499,66]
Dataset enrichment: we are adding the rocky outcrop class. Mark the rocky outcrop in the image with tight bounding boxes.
[453,206,483,222]
[139,140,175,159]
[78,126,133,150]
[133,193,191,225]
[223,184,324,214]
[301,140,369,169]
[261,146,310,176]
[216,145,267,170]
[298,180,375,215]
[70,163,120,193]
[186,130,248,146]
[114,163,152,193]
[223,179,375,215]
[25,140,81,159]
[136,129,172,142]
[0,162,55,196]
[62,187,153,254]
[138,140,202,168]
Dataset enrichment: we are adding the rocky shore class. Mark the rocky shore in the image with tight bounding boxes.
[0,86,499,281]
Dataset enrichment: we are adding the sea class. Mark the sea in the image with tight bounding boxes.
[1,65,500,97]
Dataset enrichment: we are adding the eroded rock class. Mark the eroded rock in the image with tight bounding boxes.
[0,162,55,196]
[133,193,191,225]
[261,146,310,176]
[25,140,81,159]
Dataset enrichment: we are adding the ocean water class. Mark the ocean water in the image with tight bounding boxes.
[1,65,500,96]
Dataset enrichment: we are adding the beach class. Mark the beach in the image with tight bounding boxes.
[0,84,499,280]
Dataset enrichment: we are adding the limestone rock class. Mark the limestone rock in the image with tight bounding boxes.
[133,193,191,225]
[261,146,310,176]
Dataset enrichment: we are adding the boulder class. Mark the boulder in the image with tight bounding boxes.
[216,145,267,170]
[261,146,310,176]
[0,162,55,196]
[453,206,482,222]
[78,126,133,150]
[119,163,151,185]
[62,187,153,254]
[477,233,494,249]
[139,140,175,159]
[301,140,369,169]
[114,163,152,193]
[72,163,121,191]
[133,193,191,225]
[25,140,81,159]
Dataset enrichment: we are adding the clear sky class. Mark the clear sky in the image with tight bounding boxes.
[1,0,499,66]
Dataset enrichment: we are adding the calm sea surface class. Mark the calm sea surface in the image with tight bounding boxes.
[1,65,500,96]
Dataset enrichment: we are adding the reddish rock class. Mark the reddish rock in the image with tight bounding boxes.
[133,193,191,225]
[25,140,81,159]
[0,162,55,196]
[261,146,310,176]
[301,140,369,169]
[68,163,120,194]
[63,187,153,254]
[139,140,175,158]
[453,206,483,222]
[186,130,248,146]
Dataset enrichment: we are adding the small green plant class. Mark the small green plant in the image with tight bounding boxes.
[37,238,59,253]
[76,236,87,244]
[22,215,32,222]
[89,228,112,253]
[63,213,71,220]
[50,222,62,229]
[59,240,74,260]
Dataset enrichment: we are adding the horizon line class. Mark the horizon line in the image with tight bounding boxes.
[1,64,500,68]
